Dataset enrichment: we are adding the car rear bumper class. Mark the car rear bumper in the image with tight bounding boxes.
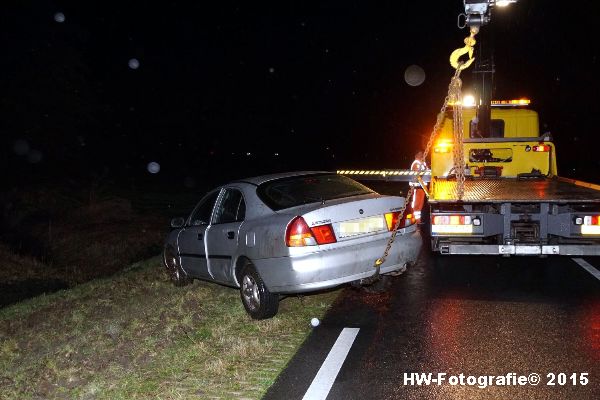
[254,228,422,293]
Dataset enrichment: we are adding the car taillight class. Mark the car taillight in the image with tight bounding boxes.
[384,212,400,230]
[533,144,551,152]
[311,224,337,244]
[384,208,415,231]
[286,216,337,247]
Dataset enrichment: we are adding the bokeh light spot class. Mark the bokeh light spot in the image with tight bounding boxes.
[54,12,65,23]
[128,58,140,70]
[404,64,426,87]
[147,161,160,174]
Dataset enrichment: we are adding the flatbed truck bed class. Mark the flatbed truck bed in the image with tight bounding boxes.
[430,177,600,204]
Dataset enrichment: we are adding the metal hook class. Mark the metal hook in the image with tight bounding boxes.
[449,36,477,70]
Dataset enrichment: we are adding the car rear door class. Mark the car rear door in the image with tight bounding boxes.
[205,188,246,284]
[177,190,221,279]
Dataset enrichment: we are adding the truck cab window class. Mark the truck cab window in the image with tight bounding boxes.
[470,119,505,138]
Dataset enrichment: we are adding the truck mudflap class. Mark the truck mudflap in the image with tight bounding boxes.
[439,244,600,256]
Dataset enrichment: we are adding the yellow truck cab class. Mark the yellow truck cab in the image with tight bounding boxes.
[431,102,557,179]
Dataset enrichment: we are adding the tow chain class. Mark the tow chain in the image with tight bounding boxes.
[366,27,479,283]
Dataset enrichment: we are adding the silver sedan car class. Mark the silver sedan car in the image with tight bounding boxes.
[163,171,421,319]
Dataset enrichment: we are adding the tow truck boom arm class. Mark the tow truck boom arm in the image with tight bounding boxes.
[462,0,517,27]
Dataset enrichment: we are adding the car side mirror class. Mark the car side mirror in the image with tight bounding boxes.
[170,217,185,229]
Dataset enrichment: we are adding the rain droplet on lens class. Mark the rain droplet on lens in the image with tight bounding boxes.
[128,58,140,70]
[54,12,65,23]
[27,149,43,164]
[13,139,29,156]
[147,161,160,174]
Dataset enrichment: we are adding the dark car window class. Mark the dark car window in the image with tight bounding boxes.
[257,173,373,211]
[189,190,220,226]
[470,119,505,138]
[213,189,246,224]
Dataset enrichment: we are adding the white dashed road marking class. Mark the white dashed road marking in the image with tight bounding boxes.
[302,327,360,400]
[572,258,600,282]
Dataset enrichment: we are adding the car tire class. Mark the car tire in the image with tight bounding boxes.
[239,264,279,320]
[163,246,192,287]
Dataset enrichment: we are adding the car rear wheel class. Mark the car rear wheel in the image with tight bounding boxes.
[164,246,192,287]
[240,264,279,319]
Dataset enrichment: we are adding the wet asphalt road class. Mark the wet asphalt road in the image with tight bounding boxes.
[264,240,600,399]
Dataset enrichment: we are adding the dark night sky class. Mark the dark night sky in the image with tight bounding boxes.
[2,1,599,190]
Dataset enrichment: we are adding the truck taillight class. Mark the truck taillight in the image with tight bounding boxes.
[433,215,472,225]
[431,214,474,234]
[580,215,600,235]
[533,144,551,152]
[286,216,336,247]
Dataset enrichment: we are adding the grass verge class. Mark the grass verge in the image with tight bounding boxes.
[0,257,339,399]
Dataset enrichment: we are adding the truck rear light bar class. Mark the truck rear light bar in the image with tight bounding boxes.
[579,215,600,235]
[490,98,530,107]
[432,215,474,234]
[434,215,472,225]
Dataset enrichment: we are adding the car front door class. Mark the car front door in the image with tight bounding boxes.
[205,188,246,284]
[177,190,221,279]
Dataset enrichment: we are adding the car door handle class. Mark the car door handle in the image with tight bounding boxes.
[197,233,203,240]
[227,231,235,239]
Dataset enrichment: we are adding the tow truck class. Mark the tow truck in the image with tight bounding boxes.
[340,0,600,256]
[427,100,600,256]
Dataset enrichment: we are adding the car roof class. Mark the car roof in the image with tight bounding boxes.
[230,171,332,186]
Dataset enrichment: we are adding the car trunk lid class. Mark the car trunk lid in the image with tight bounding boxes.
[298,195,405,241]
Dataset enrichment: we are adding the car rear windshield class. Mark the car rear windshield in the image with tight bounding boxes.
[257,173,374,211]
